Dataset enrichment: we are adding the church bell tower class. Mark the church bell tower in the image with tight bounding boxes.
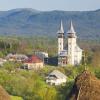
[57,20,64,55]
[67,21,77,65]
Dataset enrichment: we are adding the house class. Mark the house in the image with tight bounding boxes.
[58,20,82,66]
[35,51,48,63]
[35,52,48,59]
[23,55,44,70]
[6,53,28,62]
[46,70,67,85]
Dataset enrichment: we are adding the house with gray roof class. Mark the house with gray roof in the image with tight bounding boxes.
[46,70,67,85]
[6,53,28,62]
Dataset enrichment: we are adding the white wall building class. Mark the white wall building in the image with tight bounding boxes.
[23,55,44,70]
[46,70,67,85]
[35,51,48,61]
[58,21,82,66]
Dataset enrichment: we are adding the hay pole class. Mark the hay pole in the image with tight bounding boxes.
[83,51,87,71]
[77,85,82,100]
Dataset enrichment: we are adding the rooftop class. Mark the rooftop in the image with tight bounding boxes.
[59,50,67,57]
[49,70,67,79]
[24,55,43,63]
[67,21,76,34]
[57,20,64,34]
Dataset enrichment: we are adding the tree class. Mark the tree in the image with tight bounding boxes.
[3,61,21,73]
[0,51,4,58]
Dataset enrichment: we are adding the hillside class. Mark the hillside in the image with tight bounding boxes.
[68,70,100,100]
[0,8,100,39]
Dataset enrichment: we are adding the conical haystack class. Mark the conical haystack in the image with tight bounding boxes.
[0,85,11,100]
[68,70,100,100]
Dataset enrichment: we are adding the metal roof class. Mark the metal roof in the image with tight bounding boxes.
[49,70,67,79]
[57,20,64,33]
[67,20,76,34]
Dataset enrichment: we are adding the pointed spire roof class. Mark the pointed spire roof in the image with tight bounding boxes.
[67,20,76,34]
[57,20,64,33]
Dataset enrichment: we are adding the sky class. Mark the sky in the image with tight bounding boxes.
[0,0,100,11]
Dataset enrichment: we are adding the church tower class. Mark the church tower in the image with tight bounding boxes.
[57,20,64,55]
[67,21,77,65]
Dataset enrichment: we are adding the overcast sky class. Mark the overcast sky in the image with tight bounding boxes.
[0,0,100,11]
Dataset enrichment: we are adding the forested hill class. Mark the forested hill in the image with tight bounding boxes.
[0,8,100,39]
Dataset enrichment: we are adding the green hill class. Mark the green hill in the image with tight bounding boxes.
[0,8,100,39]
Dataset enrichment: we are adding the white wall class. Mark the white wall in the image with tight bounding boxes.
[68,37,76,65]
[67,37,82,65]
[24,62,44,70]
[58,38,64,54]
[46,78,66,85]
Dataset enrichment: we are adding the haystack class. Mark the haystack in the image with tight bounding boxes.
[68,70,100,100]
[0,85,11,100]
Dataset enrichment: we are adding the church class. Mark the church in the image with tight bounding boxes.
[57,21,82,66]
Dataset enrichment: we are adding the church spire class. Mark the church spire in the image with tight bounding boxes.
[67,20,76,34]
[67,20,76,38]
[58,20,64,34]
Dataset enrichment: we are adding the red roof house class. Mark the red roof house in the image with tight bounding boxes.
[23,55,44,70]
[25,55,42,63]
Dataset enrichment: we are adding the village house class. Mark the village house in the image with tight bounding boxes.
[46,70,67,85]
[23,55,44,70]
[6,53,28,62]
[35,51,48,63]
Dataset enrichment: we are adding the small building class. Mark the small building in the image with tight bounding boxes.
[35,51,48,63]
[46,70,67,85]
[58,50,68,66]
[35,51,49,64]
[23,55,44,70]
[6,53,28,62]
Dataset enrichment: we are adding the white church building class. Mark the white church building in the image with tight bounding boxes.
[58,21,82,66]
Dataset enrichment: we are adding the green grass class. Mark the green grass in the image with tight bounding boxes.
[11,96,23,100]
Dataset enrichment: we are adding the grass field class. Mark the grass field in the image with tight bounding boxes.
[11,96,23,100]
